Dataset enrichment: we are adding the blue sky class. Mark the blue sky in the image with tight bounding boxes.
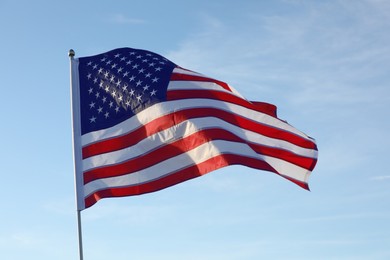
[1,0,389,259]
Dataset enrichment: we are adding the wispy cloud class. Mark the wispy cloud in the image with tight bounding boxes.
[371,175,390,181]
[165,1,390,191]
[82,201,178,224]
[110,14,146,25]
[167,1,390,106]
[42,197,74,216]
[292,212,390,223]
[0,230,47,253]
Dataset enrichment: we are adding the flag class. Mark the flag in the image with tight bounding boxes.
[70,47,318,210]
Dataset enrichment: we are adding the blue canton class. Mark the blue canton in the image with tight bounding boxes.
[78,48,176,135]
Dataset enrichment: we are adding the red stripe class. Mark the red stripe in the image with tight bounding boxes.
[170,72,232,92]
[251,101,277,118]
[216,107,307,147]
[82,106,316,159]
[83,127,317,184]
[167,89,316,148]
[170,72,279,117]
[84,153,309,208]
[82,113,174,159]
[168,89,250,108]
[167,89,278,117]
[83,154,272,208]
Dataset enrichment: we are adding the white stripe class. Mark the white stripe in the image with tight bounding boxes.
[171,69,246,99]
[83,139,310,198]
[82,116,317,172]
[266,156,311,183]
[168,80,233,94]
[226,84,246,99]
[173,67,205,77]
[81,99,313,146]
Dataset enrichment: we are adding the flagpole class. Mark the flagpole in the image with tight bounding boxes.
[69,49,84,260]
[76,210,84,260]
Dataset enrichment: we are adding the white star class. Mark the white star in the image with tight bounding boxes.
[111,90,116,98]
[87,73,92,79]
[136,55,142,59]
[93,78,98,84]
[97,106,103,113]
[155,67,162,72]
[145,73,152,78]
[95,92,100,99]
[122,84,128,92]
[115,106,120,113]
[123,71,129,77]
[88,87,93,94]
[118,95,123,102]
[132,64,139,69]
[104,112,109,118]
[87,61,93,66]
[142,59,148,63]
[129,51,136,55]
[117,67,123,73]
[148,62,155,67]
[125,100,131,107]
[110,75,115,83]
[92,64,98,70]
[126,60,132,65]
[106,60,112,65]
[116,79,121,87]
[136,95,142,102]
[114,53,121,58]
[129,89,135,96]
[105,86,110,92]
[150,89,157,96]
[98,68,104,74]
[138,68,145,74]
[120,56,126,61]
[89,116,96,123]
[104,71,109,79]
[89,102,96,109]
[111,63,118,69]
[102,96,107,103]
[129,75,136,82]
[152,77,159,83]
[143,85,150,91]
[100,57,107,62]
[136,80,142,87]
[109,101,114,108]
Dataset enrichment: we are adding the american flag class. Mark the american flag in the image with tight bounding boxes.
[71,47,318,210]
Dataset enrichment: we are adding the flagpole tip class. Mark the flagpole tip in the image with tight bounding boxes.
[68,49,75,58]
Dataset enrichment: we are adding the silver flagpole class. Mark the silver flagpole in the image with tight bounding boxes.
[69,49,84,260]
[76,210,84,260]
